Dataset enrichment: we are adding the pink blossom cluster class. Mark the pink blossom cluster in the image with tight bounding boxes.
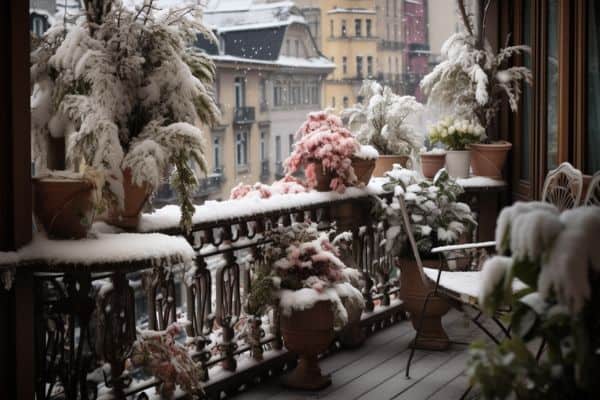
[229,175,308,200]
[128,323,203,397]
[286,111,360,193]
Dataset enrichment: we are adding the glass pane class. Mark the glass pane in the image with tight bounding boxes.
[546,0,559,170]
[587,1,600,173]
[520,0,533,180]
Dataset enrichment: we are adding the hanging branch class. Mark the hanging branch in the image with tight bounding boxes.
[457,0,474,37]
[479,0,492,49]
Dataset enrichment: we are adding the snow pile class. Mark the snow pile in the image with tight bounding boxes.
[353,145,380,160]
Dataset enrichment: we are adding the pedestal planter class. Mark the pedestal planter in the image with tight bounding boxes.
[445,150,471,178]
[420,153,446,179]
[106,168,152,229]
[351,157,376,186]
[33,177,95,239]
[373,155,410,177]
[470,141,512,178]
[280,301,335,390]
[397,257,451,350]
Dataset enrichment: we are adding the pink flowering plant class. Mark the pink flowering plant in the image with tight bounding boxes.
[285,111,360,193]
[128,323,203,398]
[229,175,307,200]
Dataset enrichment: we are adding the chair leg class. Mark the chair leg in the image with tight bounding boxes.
[491,316,511,339]
[405,290,437,379]
[536,338,546,361]
[470,314,501,345]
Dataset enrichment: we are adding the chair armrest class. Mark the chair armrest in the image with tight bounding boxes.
[431,241,496,254]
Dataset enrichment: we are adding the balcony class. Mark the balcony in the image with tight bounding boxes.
[377,40,405,51]
[233,106,255,124]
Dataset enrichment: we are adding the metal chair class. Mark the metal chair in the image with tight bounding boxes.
[397,195,526,381]
[584,171,600,206]
[541,162,584,210]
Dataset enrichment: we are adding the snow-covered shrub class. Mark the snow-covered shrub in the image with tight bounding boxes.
[428,116,485,150]
[128,323,203,397]
[343,80,424,157]
[245,221,364,329]
[285,111,360,193]
[229,175,308,200]
[30,0,220,232]
[469,202,600,399]
[382,166,476,256]
[420,0,532,129]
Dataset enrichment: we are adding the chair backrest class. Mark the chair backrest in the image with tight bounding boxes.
[397,194,429,287]
[584,172,600,206]
[541,162,583,211]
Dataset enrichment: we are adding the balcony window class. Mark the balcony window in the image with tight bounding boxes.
[343,96,349,108]
[295,39,300,57]
[355,19,362,37]
[366,19,372,37]
[275,135,282,163]
[213,136,222,172]
[31,15,45,37]
[236,130,248,169]
[356,56,363,78]
[342,56,347,75]
[330,19,334,37]
[332,96,336,107]
[546,0,559,170]
[234,77,245,108]
[260,131,268,161]
[341,20,347,37]
[367,56,373,77]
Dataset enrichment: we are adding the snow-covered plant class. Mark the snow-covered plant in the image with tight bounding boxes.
[468,203,600,399]
[428,116,485,150]
[229,175,307,200]
[285,111,360,193]
[343,80,424,157]
[128,323,203,398]
[245,222,364,329]
[420,0,532,129]
[30,0,220,233]
[382,166,476,256]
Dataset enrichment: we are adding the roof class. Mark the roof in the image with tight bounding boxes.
[203,1,305,32]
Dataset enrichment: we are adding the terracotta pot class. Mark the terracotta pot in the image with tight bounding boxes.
[397,257,451,350]
[339,296,365,349]
[351,157,376,186]
[311,161,335,192]
[280,301,335,390]
[420,153,446,179]
[445,150,471,178]
[470,141,512,179]
[372,155,410,177]
[106,169,152,229]
[33,177,95,239]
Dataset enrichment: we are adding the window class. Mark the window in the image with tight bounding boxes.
[367,56,373,77]
[394,0,398,17]
[520,0,533,180]
[343,96,349,108]
[386,0,389,16]
[395,57,399,73]
[260,79,267,105]
[275,135,282,163]
[32,16,45,36]
[236,131,248,168]
[342,56,347,74]
[356,56,363,77]
[587,0,600,172]
[394,24,398,41]
[286,39,290,54]
[288,134,294,154]
[295,40,300,57]
[213,136,222,172]
[274,85,283,107]
[260,131,268,161]
[311,85,319,105]
[341,20,347,37]
[357,95,364,104]
[388,57,392,73]
[290,84,301,105]
[330,19,334,37]
[366,19,372,37]
[387,24,390,40]
[332,96,336,107]
[234,77,245,108]
[355,19,362,37]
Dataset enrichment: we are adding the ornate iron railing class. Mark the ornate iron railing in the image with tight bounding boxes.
[22,193,405,400]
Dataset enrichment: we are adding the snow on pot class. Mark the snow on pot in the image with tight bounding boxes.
[351,145,379,185]
[420,149,446,179]
[445,150,471,178]
[470,141,512,179]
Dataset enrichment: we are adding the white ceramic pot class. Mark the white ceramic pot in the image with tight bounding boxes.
[445,150,471,178]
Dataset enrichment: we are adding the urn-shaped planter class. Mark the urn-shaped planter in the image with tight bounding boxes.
[311,161,335,192]
[445,150,471,178]
[397,257,451,350]
[280,301,335,390]
[470,141,512,179]
[372,155,410,177]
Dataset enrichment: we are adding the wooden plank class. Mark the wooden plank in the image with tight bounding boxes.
[427,372,471,400]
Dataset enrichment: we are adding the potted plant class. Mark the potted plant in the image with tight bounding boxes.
[428,117,484,178]
[469,202,600,399]
[352,145,379,186]
[420,0,531,178]
[419,148,446,179]
[245,222,364,390]
[343,80,424,177]
[30,1,220,233]
[285,111,361,192]
[382,166,477,349]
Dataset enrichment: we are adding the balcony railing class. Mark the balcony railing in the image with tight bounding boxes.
[377,40,405,51]
[154,173,224,207]
[10,191,405,399]
[233,106,255,124]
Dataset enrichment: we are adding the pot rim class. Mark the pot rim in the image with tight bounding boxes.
[470,141,513,150]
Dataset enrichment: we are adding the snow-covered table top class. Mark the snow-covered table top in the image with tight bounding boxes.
[139,182,386,233]
[455,176,507,189]
[0,232,195,273]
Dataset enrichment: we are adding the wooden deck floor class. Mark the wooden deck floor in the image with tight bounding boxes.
[233,310,497,400]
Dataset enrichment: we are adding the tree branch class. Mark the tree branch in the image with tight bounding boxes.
[457,0,474,37]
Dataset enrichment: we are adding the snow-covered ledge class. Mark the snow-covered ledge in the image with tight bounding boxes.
[0,232,195,272]
[139,182,386,233]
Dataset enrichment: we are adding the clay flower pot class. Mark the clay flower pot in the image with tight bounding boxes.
[445,150,471,178]
[311,161,335,192]
[470,141,512,179]
[106,168,152,229]
[397,257,451,350]
[420,152,446,179]
[280,301,335,390]
[372,155,410,177]
[33,177,95,239]
[351,157,376,186]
